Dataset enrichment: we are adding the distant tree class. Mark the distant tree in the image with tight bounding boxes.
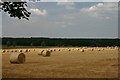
[41,41,45,46]
[0,0,31,20]
[6,40,11,47]
[30,42,33,46]
[12,41,16,47]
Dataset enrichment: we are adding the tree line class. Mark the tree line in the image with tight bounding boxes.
[2,37,120,47]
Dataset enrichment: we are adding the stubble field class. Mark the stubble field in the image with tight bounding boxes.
[1,47,119,78]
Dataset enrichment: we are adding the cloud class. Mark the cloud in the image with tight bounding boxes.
[57,0,74,5]
[80,3,118,19]
[57,0,75,10]
[88,3,104,11]
[65,5,75,10]
[29,8,47,16]
[55,20,74,28]
[63,14,75,19]
[57,2,74,6]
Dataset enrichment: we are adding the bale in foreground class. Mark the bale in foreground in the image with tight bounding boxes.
[10,53,26,64]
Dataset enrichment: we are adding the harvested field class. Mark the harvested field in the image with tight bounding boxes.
[2,47,119,78]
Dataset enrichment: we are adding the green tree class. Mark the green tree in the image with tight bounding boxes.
[12,41,16,47]
[6,40,11,47]
[41,41,45,46]
[30,42,33,46]
[0,0,31,20]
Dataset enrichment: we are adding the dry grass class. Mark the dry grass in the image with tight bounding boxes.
[2,47,119,78]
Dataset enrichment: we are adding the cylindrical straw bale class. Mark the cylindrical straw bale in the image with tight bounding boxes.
[98,49,101,51]
[49,50,53,52]
[19,50,22,52]
[42,50,51,57]
[2,50,5,53]
[101,48,104,51]
[38,50,44,55]
[91,48,94,51]
[10,53,25,64]
[7,51,9,52]
[25,49,28,52]
[11,50,13,52]
[53,49,56,51]
[15,50,17,52]
[80,49,84,52]
[68,49,71,51]
[2,50,6,53]
[58,49,60,51]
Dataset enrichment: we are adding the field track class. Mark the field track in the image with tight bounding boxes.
[1,47,119,78]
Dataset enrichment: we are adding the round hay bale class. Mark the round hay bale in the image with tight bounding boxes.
[91,48,94,51]
[53,49,56,51]
[7,50,9,52]
[11,50,14,52]
[2,50,6,53]
[58,49,60,51]
[68,49,71,51]
[49,50,53,52]
[42,50,51,57]
[80,49,84,52]
[101,48,104,51]
[10,53,25,64]
[25,49,28,52]
[107,46,109,48]
[38,50,44,55]
[28,50,30,52]
[19,50,22,52]
[115,46,118,48]
[98,49,101,51]
[15,50,17,52]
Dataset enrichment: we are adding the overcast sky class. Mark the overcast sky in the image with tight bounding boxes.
[1,2,118,38]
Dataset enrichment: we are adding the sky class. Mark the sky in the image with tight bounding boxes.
[1,2,119,38]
